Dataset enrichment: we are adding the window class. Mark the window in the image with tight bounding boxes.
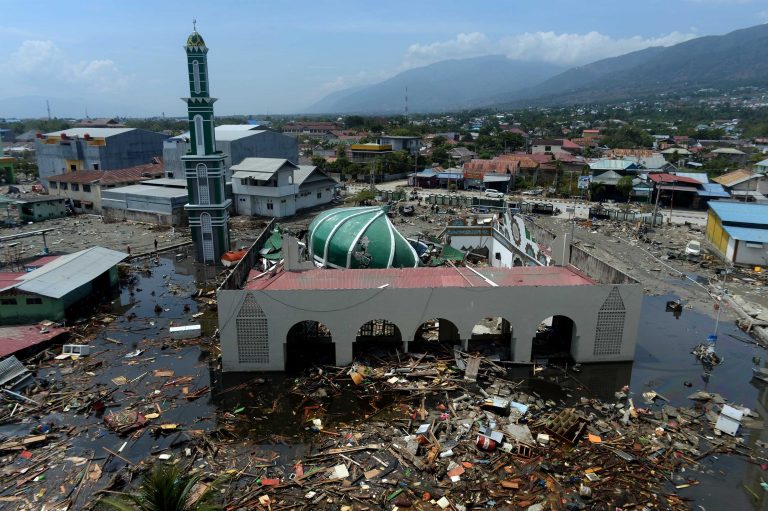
[317,192,322,199]
[69,164,77,171]
[1,298,17,305]
[83,184,91,193]
[50,182,58,189]
[281,199,287,203]
[60,183,68,190]
[71,183,79,191]
[544,146,552,152]
[92,163,99,170]
[73,200,82,208]
[192,60,201,94]
[266,201,273,210]
[26,297,43,305]
[194,115,205,155]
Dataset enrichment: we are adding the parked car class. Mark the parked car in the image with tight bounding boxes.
[685,240,701,256]
[484,189,504,198]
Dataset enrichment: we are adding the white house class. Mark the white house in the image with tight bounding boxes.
[231,158,338,218]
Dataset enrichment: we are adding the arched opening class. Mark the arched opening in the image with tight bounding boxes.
[531,315,576,363]
[512,256,523,267]
[192,60,201,94]
[194,115,205,155]
[468,316,512,358]
[199,212,213,263]
[354,319,403,359]
[411,317,461,354]
[284,320,334,372]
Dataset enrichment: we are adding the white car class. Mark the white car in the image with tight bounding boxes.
[484,189,504,198]
[685,240,701,256]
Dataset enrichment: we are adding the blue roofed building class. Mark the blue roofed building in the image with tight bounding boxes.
[706,202,768,266]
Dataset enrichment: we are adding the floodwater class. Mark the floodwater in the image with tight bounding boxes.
[7,252,768,509]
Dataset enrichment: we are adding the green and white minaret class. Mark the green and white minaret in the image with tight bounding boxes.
[182,24,231,264]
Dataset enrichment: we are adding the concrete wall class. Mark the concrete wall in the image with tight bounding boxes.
[103,206,186,226]
[734,239,768,266]
[0,292,65,325]
[19,199,68,222]
[219,282,642,371]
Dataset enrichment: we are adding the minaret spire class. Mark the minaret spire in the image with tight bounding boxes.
[181,27,232,264]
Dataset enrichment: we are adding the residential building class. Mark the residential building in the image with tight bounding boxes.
[163,125,298,179]
[582,129,601,139]
[281,122,338,140]
[589,159,640,174]
[101,178,189,225]
[706,202,768,266]
[36,128,168,184]
[754,158,768,173]
[448,147,476,164]
[713,169,768,202]
[231,158,338,218]
[531,139,571,155]
[376,135,421,155]
[74,118,126,129]
[47,159,164,213]
[0,247,126,325]
[16,197,68,222]
[462,159,518,191]
[710,147,748,166]
[350,143,393,163]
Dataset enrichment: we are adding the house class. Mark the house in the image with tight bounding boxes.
[36,128,169,185]
[163,125,299,179]
[0,246,127,325]
[582,129,601,140]
[647,173,705,209]
[15,197,68,222]
[712,169,768,202]
[589,159,640,174]
[754,158,768,174]
[377,135,421,155]
[531,139,577,155]
[101,178,190,225]
[710,147,748,166]
[231,158,337,218]
[706,202,768,266]
[46,159,164,213]
[448,147,476,164]
[463,159,518,191]
[409,168,440,188]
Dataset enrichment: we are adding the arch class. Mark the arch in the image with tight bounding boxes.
[200,212,213,262]
[531,314,577,362]
[194,115,205,155]
[468,315,512,358]
[512,256,523,267]
[197,163,210,205]
[285,320,334,371]
[354,319,403,358]
[594,287,626,356]
[192,60,201,94]
[412,317,461,354]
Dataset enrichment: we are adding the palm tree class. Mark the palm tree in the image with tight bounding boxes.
[99,464,222,511]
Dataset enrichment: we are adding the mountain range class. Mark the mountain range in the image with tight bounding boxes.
[304,23,768,114]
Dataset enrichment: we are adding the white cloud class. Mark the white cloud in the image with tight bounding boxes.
[8,39,129,93]
[403,30,697,68]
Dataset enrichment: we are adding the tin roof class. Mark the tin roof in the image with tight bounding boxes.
[245,266,595,291]
[6,246,127,299]
[0,324,70,358]
[722,225,768,243]
[712,169,761,187]
[709,201,768,226]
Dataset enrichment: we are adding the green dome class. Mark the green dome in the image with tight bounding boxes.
[186,31,206,47]
[308,206,419,269]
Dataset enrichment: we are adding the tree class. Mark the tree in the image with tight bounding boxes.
[431,135,448,148]
[99,464,223,511]
[617,175,634,210]
[602,126,653,149]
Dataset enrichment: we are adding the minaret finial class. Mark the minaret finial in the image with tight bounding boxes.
[193,18,197,32]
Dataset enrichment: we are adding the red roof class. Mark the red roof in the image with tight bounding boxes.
[245,266,595,291]
[0,272,25,291]
[647,173,700,185]
[47,159,163,185]
[26,255,59,268]
[0,324,70,358]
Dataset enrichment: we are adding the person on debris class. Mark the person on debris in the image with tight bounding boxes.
[127,245,131,256]
[154,238,158,252]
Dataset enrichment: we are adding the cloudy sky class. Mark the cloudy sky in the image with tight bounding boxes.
[2,0,767,118]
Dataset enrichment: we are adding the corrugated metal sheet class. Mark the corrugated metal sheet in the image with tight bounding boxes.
[723,225,768,243]
[0,325,70,358]
[14,246,127,299]
[710,202,768,225]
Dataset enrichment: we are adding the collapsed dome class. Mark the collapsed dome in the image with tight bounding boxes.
[308,206,419,269]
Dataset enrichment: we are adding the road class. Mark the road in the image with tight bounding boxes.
[347,179,708,226]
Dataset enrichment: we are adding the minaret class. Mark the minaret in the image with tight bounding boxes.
[181,24,231,264]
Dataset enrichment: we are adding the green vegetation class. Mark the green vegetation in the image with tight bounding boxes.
[99,464,222,511]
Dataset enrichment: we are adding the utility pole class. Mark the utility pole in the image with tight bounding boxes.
[668,179,675,226]
[652,183,662,227]
[46,100,52,120]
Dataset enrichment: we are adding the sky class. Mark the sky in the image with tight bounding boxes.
[2,0,767,118]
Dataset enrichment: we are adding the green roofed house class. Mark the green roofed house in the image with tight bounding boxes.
[308,206,419,269]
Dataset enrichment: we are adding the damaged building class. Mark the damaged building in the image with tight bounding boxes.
[217,205,642,371]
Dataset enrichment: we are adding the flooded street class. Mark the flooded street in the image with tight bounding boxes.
[3,253,768,510]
